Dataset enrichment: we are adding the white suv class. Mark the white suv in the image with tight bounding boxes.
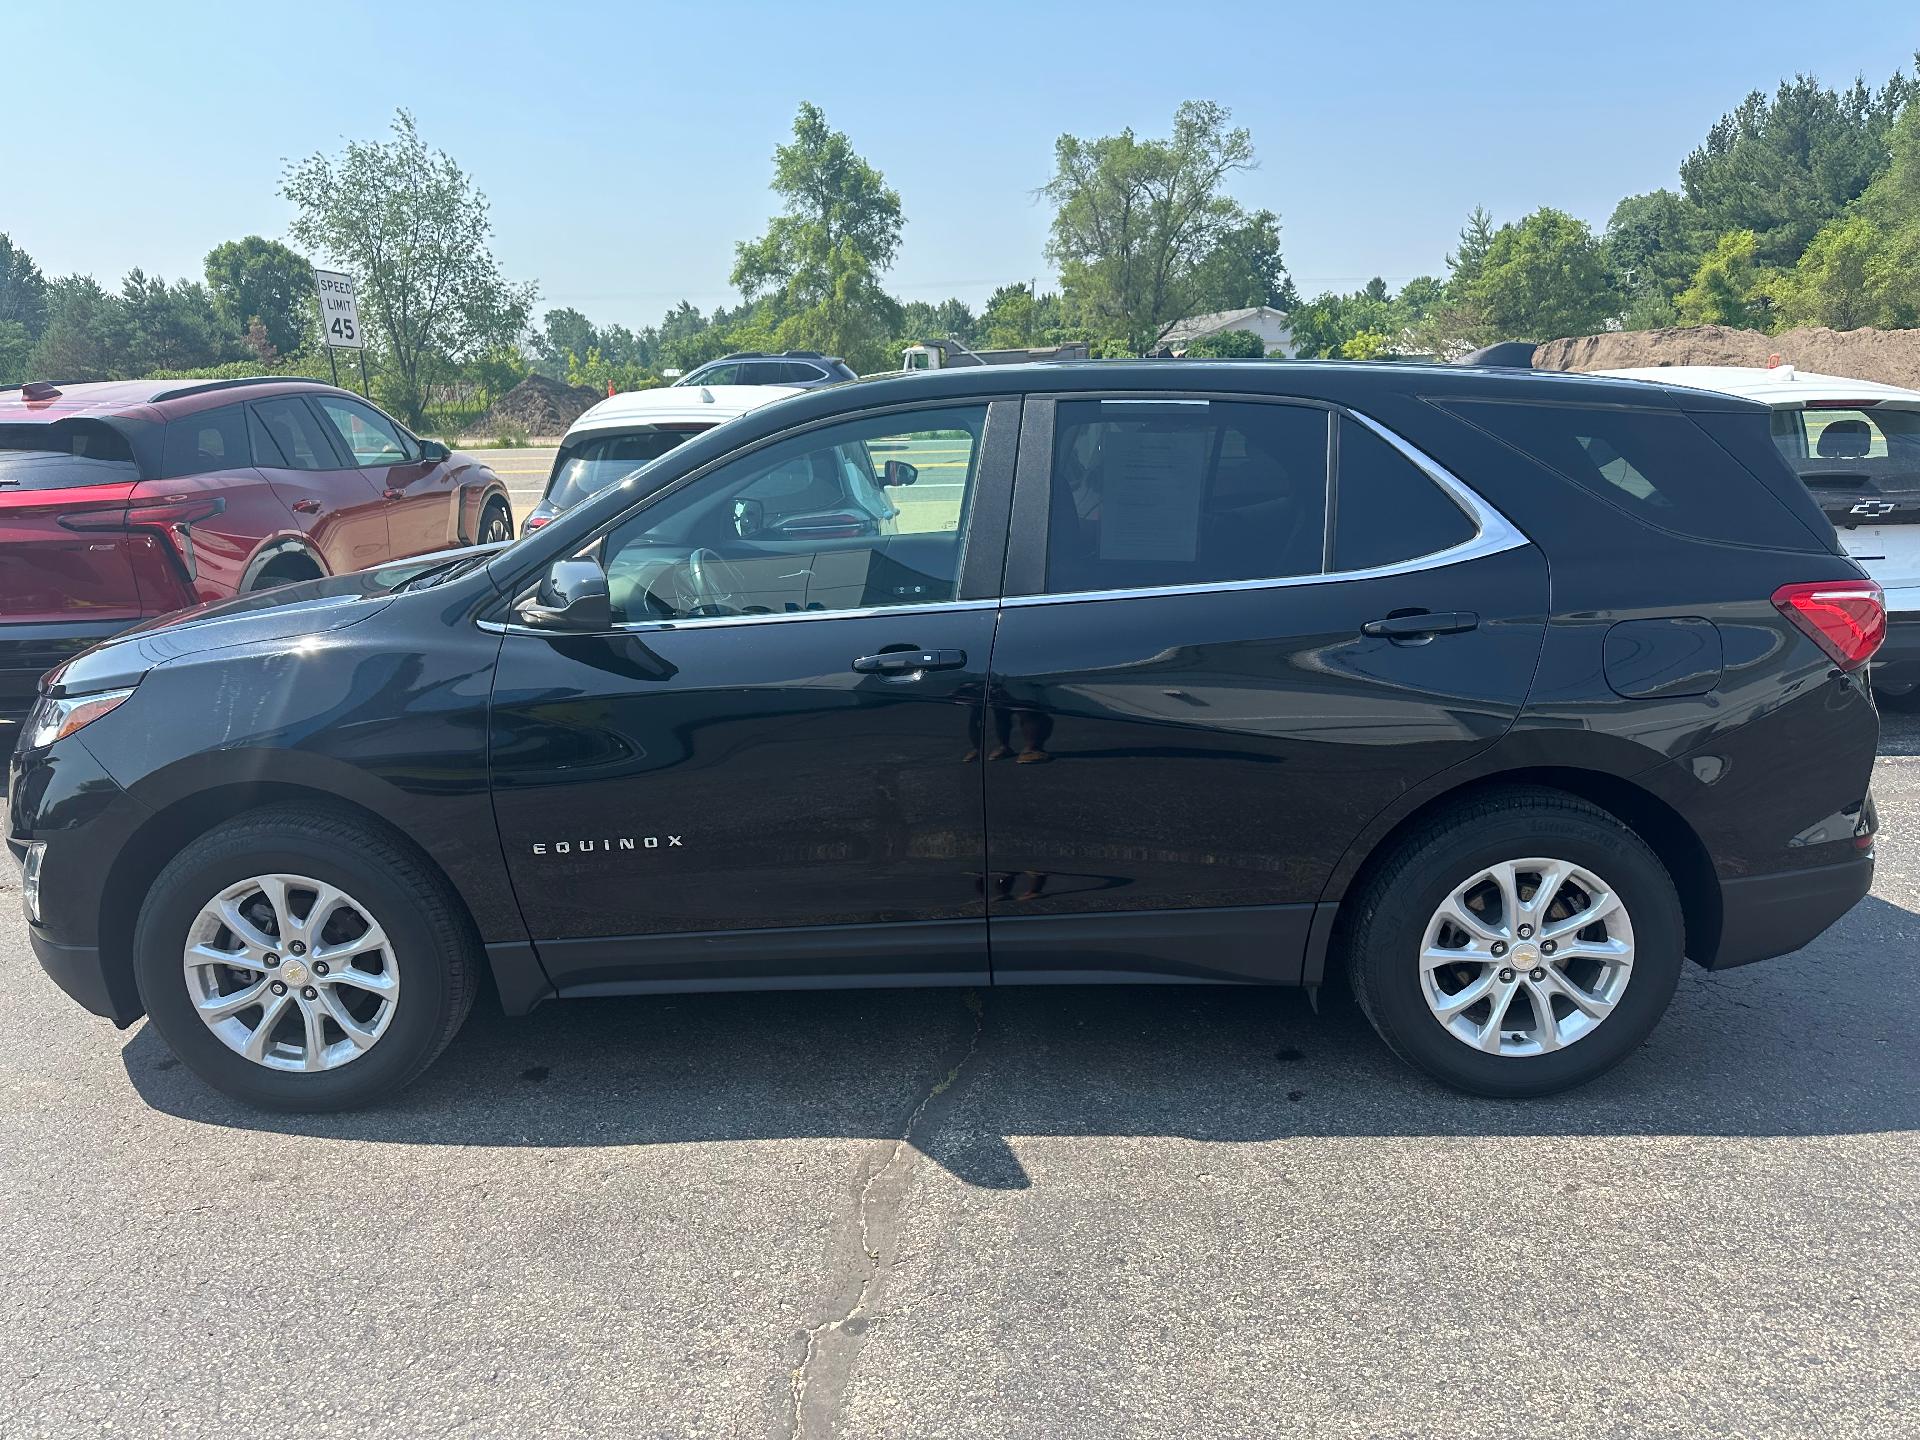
[520,384,803,535]
[1599,364,1920,703]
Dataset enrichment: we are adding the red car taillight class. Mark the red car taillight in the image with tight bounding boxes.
[524,513,550,530]
[60,495,226,583]
[1771,579,1886,670]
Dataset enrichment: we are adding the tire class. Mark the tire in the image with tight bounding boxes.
[1341,786,1684,1098]
[477,496,512,545]
[132,804,479,1111]
[1873,681,1920,712]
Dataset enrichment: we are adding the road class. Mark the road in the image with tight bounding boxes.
[0,720,1915,1437]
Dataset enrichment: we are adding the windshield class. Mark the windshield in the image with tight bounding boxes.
[546,427,710,510]
[0,420,139,491]
[1771,405,1920,494]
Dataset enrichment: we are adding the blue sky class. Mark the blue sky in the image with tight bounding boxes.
[5,1,1916,329]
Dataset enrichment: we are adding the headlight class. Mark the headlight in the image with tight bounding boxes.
[23,688,135,751]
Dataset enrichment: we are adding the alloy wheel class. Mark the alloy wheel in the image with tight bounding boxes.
[479,506,511,544]
[1419,857,1634,1057]
[182,873,401,1072]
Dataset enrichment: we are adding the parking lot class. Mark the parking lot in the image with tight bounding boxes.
[1,715,1914,1438]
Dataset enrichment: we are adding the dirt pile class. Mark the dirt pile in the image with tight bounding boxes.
[478,374,602,438]
[1534,325,1920,391]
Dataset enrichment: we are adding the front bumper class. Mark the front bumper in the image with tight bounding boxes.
[1,619,132,722]
[1711,853,1875,970]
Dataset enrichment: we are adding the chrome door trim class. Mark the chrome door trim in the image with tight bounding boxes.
[482,596,1003,638]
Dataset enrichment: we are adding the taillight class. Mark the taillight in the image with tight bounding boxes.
[60,496,226,582]
[523,513,550,532]
[1772,579,1886,670]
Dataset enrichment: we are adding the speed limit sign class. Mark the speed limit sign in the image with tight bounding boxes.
[313,269,365,350]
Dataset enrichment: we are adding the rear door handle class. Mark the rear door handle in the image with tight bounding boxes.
[291,498,321,514]
[851,649,967,675]
[1362,611,1480,639]
[382,487,406,501]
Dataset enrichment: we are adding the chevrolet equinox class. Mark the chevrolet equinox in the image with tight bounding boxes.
[8,362,1882,1110]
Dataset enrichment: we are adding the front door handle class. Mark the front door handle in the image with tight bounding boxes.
[291,498,321,514]
[382,487,406,501]
[1361,611,1480,640]
[851,648,967,675]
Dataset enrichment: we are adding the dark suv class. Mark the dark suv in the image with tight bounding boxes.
[8,362,1881,1110]
[671,351,856,389]
[0,378,513,723]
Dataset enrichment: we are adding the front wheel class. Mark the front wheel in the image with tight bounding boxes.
[477,496,513,545]
[133,806,479,1110]
[1341,788,1684,1097]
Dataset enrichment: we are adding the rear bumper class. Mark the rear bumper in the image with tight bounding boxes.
[1710,854,1875,970]
[0,619,133,722]
[1870,608,1920,693]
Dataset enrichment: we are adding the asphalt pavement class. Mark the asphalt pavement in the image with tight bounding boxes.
[0,719,1915,1437]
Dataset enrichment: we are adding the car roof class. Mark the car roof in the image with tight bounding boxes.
[1593,365,1920,408]
[0,376,358,426]
[564,384,807,437]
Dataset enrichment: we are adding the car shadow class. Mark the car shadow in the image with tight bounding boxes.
[122,893,1920,1189]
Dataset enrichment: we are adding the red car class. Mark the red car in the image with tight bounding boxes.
[1,377,513,722]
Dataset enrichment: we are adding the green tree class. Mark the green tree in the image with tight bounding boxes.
[979,283,1037,348]
[1044,100,1257,351]
[118,269,230,372]
[1465,208,1614,341]
[1183,328,1263,358]
[28,275,126,381]
[1603,189,1701,309]
[1675,230,1770,327]
[1285,289,1396,358]
[1679,69,1916,266]
[282,109,536,425]
[1448,206,1497,290]
[203,236,313,359]
[1187,208,1297,313]
[1773,214,1881,328]
[731,102,903,372]
[0,233,49,340]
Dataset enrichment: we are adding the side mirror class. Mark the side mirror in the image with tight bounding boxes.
[732,498,765,538]
[881,459,919,487]
[417,438,451,463]
[517,558,612,631]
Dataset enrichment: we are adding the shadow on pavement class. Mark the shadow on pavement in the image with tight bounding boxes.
[121,894,1920,1188]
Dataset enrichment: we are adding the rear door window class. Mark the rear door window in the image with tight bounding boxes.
[251,398,344,471]
[0,420,138,490]
[1441,399,1820,549]
[1045,399,1329,594]
[160,404,251,477]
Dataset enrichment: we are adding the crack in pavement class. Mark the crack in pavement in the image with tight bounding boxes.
[785,990,986,1439]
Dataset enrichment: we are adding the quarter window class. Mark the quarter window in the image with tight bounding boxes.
[313,395,415,467]
[1044,399,1329,593]
[599,405,986,623]
[1332,417,1476,571]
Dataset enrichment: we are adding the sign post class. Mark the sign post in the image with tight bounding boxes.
[312,268,368,396]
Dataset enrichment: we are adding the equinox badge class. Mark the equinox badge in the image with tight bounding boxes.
[531,836,683,855]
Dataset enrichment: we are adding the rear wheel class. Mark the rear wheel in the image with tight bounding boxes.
[477,496,512,545]
[133,806,479,1110]
[1342,788,1684,1097]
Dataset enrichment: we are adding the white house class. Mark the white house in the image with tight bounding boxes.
[1153,306,1296,358]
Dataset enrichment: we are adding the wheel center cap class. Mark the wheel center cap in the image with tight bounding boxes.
[282,960,310,987]
[1511,944,1538,967]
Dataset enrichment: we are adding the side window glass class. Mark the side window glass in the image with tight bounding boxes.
[160,405,250,477]
[1332,417,1476,571]
[695,363,739,386]
[1045,399,1328,594]
[314,395,413,466]
[600,404,986,623]
[252,398,341,471]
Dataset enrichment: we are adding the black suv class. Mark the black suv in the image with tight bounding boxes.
[671,351,856,389]
[9,362,1882,1111]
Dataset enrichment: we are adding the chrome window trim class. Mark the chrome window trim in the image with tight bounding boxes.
[1004,406,1529,610]
[482,596,1001,638]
